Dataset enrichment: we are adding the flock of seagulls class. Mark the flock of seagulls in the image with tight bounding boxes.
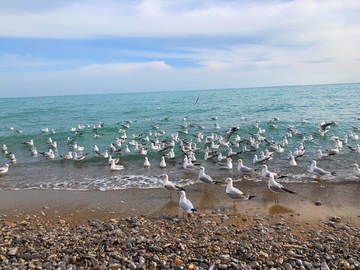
[2,114,360,217]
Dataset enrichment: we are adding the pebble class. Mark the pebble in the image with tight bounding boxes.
[0,215,358,270]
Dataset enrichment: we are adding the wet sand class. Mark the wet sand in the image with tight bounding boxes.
[1,180,360,225]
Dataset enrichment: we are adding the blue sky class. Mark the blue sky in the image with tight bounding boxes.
[0,0,360,97]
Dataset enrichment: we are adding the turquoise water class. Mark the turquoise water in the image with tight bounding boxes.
[0,83,360,190]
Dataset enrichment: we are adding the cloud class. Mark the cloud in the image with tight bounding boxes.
[74,61,172,77]
[0,53,68,68]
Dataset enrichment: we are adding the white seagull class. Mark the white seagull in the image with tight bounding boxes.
[0,164,10,175]
[60,152,73,160]
[225,178,256,208]
[237,159,256,173]
[197,166,221,191]
[21,140,34,146]
[159,157,167,168]
[160,174,184,199]
[29,148,37,155]
[73,152,88,160]
[179,190,196,218]
[268,173,295,202]
[110,160,124,171]
[217,158,233,170]
[144,157,151,167]
[310,160,334,180]
[350,164,360,178]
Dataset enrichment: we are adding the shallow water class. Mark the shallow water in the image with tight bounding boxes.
[0,83,360,191]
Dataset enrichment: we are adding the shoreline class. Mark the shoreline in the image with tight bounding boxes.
[1,180,360,226]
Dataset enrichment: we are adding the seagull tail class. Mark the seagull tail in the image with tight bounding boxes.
[249,195,257,200]
[282,188,296,194]
[191,208,197,213]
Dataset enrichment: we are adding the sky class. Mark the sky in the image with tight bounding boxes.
[0,0,360,97]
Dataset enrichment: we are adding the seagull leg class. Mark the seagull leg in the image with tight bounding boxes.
[182,212,185,219]
[204,185,208,192]
[316,175,320,180]
[169,192,172,199]
[233,201,236,208]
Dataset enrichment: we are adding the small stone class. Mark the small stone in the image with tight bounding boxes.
[175,259,183,265]
[285,263,292,270]
[321,262,330,270]
[315,201,323,206]
[174,266,184,270]
[249,261,260,269]
[8,247,18,256]
[218,264,228,270]
[91,257,99,268]
[266,261,274,267]
[128,262,136,270]
[188,264,195,270]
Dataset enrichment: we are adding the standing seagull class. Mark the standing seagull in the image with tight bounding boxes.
[268,173,295,203]
[225,178,256,208]
[179,190,196,218]
[197,166,222,191]
[310,160,334,180]
[159,156,167,168]
[160,174,183,199]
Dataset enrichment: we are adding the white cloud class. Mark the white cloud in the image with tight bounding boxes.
[73,61,172,77]
[0,53,68,67]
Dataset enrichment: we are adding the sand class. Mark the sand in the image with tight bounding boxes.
[1,180,360,225]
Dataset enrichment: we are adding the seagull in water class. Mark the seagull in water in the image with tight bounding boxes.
[0,164,9,175]
[160,174,183,199]
[310,160,334,180]
[110,160,124,171]
[73,152,89,161]
[350,164,360,178]
[197,166,222,191]
[268,173,295,203]
[217,158,233,170]
[21,140,34,146]
[179,190,196,218]
[225,178,256,208]
[237,159,257,173]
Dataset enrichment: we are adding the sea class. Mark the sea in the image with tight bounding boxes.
[0,83,359,191]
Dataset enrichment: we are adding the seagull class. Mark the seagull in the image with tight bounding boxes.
[46,137,53,143]
[350,164,360,178]
[108,155,120,164]
[160,174,184,199]
[73,152,89,161]
[93,145,99,152]
[60,152,73,160]
[325,147,340,154]
[10,154,16,163]
[310,160,334,180]
[41,128,49,133]
[179,190,196,218]
[268,173,295,202]
[67,137,75,143]
[2,144,7,151]
[0,164,9,175]
[29,148,37,155]
[16,130,22,134]
[47,141,57,148]
[289,156,297,166]
[21,140,34,146]
[51,129,55,134]
[261,165,284,179]
[218,127,240,147]
[144,157,151,167]
[225,178,256,208]
[348,144,360,153]
[110,160,124,171]
[217,158,233,170]
[197,166,222,191]
[96,150,109,158]
[217,153,228,162]
[236,159,256,173]
[317,150,335,159]
[125,145,131,153]
[159,156,167,168]
[39,149,54,158]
